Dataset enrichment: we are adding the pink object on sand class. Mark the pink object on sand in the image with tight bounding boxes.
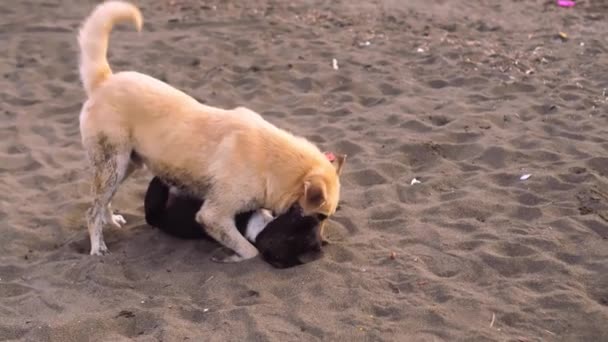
[324,151,336,162]
[557,0,575,7]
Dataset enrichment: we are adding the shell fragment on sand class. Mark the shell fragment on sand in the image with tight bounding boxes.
[332,58,339,70]
[520,174,532,180]
[411,178,422,185]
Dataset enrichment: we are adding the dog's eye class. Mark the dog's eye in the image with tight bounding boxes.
[316,214,328,221]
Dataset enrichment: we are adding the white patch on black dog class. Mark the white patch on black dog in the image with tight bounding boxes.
[245,209,275,242]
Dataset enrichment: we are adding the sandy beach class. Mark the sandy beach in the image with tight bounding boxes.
[1,0,607,341]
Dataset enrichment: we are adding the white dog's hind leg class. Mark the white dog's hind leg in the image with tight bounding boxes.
[103,203,127,227]
[100,159,142,229]
[86,143,131,256]
[87,204,107,255]
[111,213,127,226]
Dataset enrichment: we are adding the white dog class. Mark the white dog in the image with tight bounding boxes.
[77,1,345,262]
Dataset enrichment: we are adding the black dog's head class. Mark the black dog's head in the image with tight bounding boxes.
[255,205,324,269]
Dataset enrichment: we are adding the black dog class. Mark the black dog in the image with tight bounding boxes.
[144,177,324,268]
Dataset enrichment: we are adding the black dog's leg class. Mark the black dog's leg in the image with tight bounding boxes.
[144,177,170,227]
[144,177,208,240]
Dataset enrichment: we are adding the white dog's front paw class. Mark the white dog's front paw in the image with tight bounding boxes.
[210,247,258,263]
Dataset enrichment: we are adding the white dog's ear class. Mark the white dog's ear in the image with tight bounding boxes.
[332,154,347,175]
[303,178,326,211]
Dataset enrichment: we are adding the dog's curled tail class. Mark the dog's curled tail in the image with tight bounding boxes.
[78,1,142,96]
